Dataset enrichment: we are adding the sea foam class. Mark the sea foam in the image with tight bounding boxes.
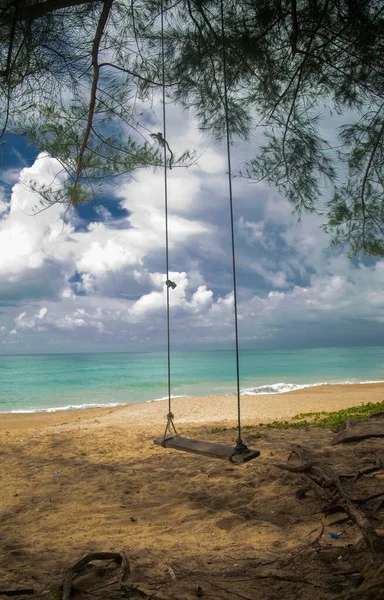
[8,402,122,414]
[240,380,384,396]
[4,381,383,413]
[147,394,189,403]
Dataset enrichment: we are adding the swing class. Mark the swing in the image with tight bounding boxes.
[153,0,260,464]
[153,413,260,464]
[153,436,260,464]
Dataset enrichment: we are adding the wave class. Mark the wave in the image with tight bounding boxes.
[3,380,383,412]
[147,394,190,403]
[240,379,384,396]
[3,396,190,413]
[241,383,313,395]
[7,402,122,414]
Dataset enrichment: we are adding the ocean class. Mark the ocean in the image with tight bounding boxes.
[0,346,384,413]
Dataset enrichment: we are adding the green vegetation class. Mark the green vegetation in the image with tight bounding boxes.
[211,427,228,434]
[247,433,265,440]
[210,402,384,434]
[259,401,384,432]
[1,1,383,255]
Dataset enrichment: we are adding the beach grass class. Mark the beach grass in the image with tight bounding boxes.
[261,400,384,430]
[210,400,384,433]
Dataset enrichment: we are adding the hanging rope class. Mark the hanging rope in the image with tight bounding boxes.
[160,0,177,442]
[157,0,250,457]
[219,0,250,457]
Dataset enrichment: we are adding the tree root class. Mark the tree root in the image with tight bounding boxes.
[272,451,384,561]
[62,551,129,600]
[332,428,384,445]
[330,561,384,599]
[340,462,383,482]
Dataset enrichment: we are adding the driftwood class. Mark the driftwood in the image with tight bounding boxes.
[354,491,384,506]
[62,551,129,600]
[0,591,34,597]
[340,460,383,481]
[272,447,384,561]
[324,494,384,514]
[332,427,384,445]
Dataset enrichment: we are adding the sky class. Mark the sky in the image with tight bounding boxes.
[1,106,384,354]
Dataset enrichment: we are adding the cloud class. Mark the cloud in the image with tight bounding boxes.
[15,307,49,331]
[0,168,23,185]
[94,205,112,221]
[129,272,214,319]
[0,155,73,274]
[5,253,384,352]
[129,272,189,317]
[0,188,9,216]
[2,107,384,353]
[0,146,213,305]
[249,262,289,289]
[234,258,384,346]
[238,217,264,244]
[13,303,105,334]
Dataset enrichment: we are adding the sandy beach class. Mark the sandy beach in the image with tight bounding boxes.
[2,381,384,432]
[1,382,383,599]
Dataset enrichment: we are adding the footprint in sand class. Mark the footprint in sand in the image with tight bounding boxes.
[215,514,245,531]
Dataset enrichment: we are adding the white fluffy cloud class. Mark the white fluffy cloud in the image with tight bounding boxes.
[129,271,214,318]
[0,155,74,278]
[2,110,384,352]
[0,149,212,299]
[235,259,384,345]
[15,307,49,331]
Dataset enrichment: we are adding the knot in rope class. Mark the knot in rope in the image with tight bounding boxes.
[161,411,178,446]
[150,132,174,170]
[230,438,251,463]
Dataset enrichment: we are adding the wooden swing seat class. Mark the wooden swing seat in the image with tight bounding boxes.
[153,435,260,463]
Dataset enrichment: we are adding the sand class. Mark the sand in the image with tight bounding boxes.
[0,382,383,599]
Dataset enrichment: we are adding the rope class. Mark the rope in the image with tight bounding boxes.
[219,0,248,452]
[162,412,178,446]
[158,0,249,455]
[160,0,174,435]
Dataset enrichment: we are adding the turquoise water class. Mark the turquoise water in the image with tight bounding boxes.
[1,347,384,412]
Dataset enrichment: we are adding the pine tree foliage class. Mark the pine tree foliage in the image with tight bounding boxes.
[0,0,383,255]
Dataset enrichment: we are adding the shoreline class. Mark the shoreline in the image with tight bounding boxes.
[1,378,384,416]
[1,381,383,433]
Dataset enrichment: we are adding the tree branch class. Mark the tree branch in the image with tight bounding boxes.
[290,0,299,55]
[361,121,384,249]
[71,0,113,202]
[0,0,103,26]
[99,61,179,87]
[0,5,17,78]
[186,0,225,113]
